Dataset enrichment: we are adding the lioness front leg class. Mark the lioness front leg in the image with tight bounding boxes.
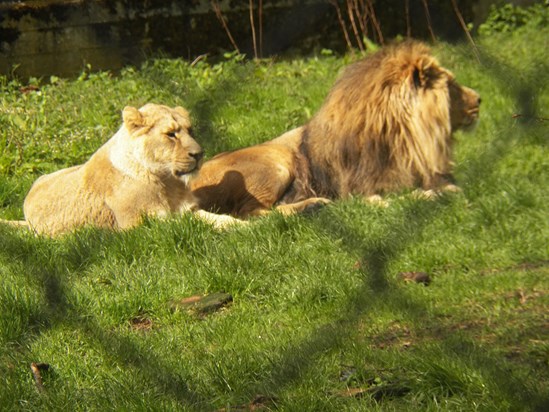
[274,197,331,216]
[193,209,248,229]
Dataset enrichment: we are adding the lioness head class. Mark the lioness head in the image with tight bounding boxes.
[122,104,204,183]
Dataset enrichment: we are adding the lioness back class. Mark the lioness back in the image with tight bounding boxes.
[24,164,115,235]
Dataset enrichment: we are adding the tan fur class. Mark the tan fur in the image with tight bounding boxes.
[192,41,481,217]
[11,103,242,236]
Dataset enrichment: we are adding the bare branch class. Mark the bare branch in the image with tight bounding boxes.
[450,0,480,62]
[405,0,411,38]
[211,0,240,54]
[249,0,258,59]
[347,0,364,51]
[330,0,354,51]
[366,0,383,44]
[421,0,436,42]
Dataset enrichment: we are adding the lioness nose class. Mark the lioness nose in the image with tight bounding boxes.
[190,150,204,162]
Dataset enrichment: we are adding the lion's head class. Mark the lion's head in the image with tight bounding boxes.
[302,40,480,197]
[119,103,204,184]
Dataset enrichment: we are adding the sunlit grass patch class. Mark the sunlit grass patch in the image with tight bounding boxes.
[1,22,548,411]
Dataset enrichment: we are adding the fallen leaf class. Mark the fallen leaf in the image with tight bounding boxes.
[170,292,233,316]
[30,362,50,392]
[398,271,431,285]
[216,394,277,411]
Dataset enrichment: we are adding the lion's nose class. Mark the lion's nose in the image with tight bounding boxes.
[477,96,482,106]
[190,150,204,163]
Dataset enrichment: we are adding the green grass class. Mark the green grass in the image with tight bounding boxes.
[1,24,548,411]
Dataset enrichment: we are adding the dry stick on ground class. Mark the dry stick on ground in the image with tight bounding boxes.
[450,0,480,63]
[346,0,365,51]
[212,0,240,54]
[330,0,354,51]
[366,0,384,44]
[249,0,258,59]
[421,0,436,41]
[512,114,549,122]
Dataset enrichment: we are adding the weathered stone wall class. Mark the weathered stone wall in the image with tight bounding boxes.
[0,0,336,78]
[0,0,512,79]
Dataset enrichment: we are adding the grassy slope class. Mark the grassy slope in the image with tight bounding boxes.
[0,27,548,411]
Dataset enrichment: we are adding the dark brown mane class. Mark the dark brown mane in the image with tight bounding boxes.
[294,40,456,199]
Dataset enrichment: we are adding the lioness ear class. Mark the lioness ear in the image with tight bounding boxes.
[174,106,190,119]
[122,106,144,133]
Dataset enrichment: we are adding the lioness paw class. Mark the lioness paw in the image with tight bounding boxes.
[194,210,248,230]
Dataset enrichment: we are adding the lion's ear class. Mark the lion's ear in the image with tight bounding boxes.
[412,57,437,89]
[122,106,144,133]
[412,66,423,88]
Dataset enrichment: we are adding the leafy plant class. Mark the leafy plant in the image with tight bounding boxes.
[478,1,549,36]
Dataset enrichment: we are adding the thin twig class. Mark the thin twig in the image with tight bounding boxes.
[354,0,368,40]
[346,0,364,51]
[366,0,383,44]
[211,0,240,54]
[190,54,208,67]
[421,0,436,41]
[405,0,411,38]
[330,0,354,51]
[259,0,263,58]
[450,0,480,62]
[512,114,549,122]
[249,0,258,59]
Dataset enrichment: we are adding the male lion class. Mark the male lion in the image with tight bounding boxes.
[8,103,242,236]
[191,41,480,217]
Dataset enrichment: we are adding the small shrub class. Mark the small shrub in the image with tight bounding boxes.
[478,1,549,36]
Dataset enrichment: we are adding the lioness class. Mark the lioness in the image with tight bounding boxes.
[10,103,242,236]
[191,41,481,217]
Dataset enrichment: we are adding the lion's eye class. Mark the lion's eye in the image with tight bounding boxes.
[166,131,177,139]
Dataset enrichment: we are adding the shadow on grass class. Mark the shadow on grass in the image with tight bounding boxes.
[142,58,256,153]
[0,228,208,409]
[261,203,547,409]
[1,41,547,410]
